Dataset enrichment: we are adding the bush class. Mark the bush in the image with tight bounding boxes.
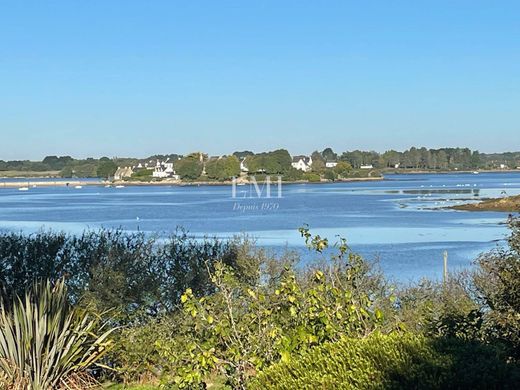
[303,172,320,182]
[250,332,520,390]
[282,167,304,181]
[323,169,336,181]
[157,229,389,388]
[0,229,243,323]
[473,217,520,358]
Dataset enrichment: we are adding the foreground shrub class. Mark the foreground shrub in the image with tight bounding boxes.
[157,229,390,388]
[0,280,114,389]
[0,229,241,323]
[250,332,519,390]
[473,217,520,358]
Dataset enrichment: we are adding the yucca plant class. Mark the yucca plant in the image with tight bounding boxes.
[0,279,115,389]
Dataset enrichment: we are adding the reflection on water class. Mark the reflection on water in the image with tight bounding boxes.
[0,172,519,282]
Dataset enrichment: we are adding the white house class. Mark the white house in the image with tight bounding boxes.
[291,156,313,172]
[114,166,133,180]
[152,160,179,179]
[240,158,249,172]
[360,164,374,169]
[325,161,337,168]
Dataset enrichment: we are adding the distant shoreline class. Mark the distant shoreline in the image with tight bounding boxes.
[1,169,519,189]
[0,176,383,189]
[384,169,520,174]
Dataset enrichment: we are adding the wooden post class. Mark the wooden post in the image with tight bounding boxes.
[443,250,448,284]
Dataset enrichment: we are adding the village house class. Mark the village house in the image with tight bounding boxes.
[325,161,337,168]
[152,159,180,179]
[114,166,134,180]
[360,164,374,169]
[291,155,313,172]
[240,157,249,173]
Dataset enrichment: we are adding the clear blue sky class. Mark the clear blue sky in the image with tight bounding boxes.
[0,1,518,160]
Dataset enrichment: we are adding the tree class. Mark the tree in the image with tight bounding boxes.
[176,153,204,180]
[60,166,73,178]
[246,150,291,175]
[96,159,117,179]
[334,161,352,177]
[382,150,401,168]
[205,156,240,181]
[470,151,481,169]
[233,151,254,160]
[321,147,337,162]
[324,169,337,181]
[340,151,363,168]
[311,151,325,173]
[474,218,520,358]
[407,147,421,168]
[437,150,449,170]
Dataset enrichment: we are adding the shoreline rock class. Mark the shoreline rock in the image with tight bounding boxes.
[450,195,520,212]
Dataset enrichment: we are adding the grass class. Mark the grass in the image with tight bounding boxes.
[0,170,60,178]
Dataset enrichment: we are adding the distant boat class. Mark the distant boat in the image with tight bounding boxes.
[473,171,479,174]
[115,185,125,188]
[18,187,29,191]
[104,184,112,188]
[74,185,83,189]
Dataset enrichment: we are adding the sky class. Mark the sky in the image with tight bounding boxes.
[0,1,519,160]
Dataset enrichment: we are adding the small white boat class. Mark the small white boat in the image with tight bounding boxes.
[104,184,112,188]
[473,171,479,174]
[18,187,29,191]
[74,185,83,189]
[115,185,125,188]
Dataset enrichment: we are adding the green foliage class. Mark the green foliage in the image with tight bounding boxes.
[111,316,174,383]
[42,155,74,170]
[245,149,291,174]
[333,160,352,177]
[396,276,481,339]
[0,280,114,389]
[281,167,304,181]
[0,229,241,323]
[321,147,337,162]
[104,385,160,390]
[176,153,204,180]
[302,172,320,182]
[97,159,118,179]
[310,151,325,174]
[131,169,154,181]
[205,156,240,181]
[3,221,520,388]
[250,332,519,390]
[323,169,336,181]
[232,151,254,160]
[473,217,520,357]
[161,228,388,388]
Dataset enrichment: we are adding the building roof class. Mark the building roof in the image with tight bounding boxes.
[292,155,311,164]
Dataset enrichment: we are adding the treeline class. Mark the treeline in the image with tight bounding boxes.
[1,147,519,180]
[317,147,520,170]
[0,155,124,179]
[1,221,520,388]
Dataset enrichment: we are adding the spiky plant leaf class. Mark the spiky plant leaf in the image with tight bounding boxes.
[0,279,114,389]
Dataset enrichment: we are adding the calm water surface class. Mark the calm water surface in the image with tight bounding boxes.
[1,172,519,282]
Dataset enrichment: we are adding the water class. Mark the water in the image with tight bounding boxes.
[1,172,519,282]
